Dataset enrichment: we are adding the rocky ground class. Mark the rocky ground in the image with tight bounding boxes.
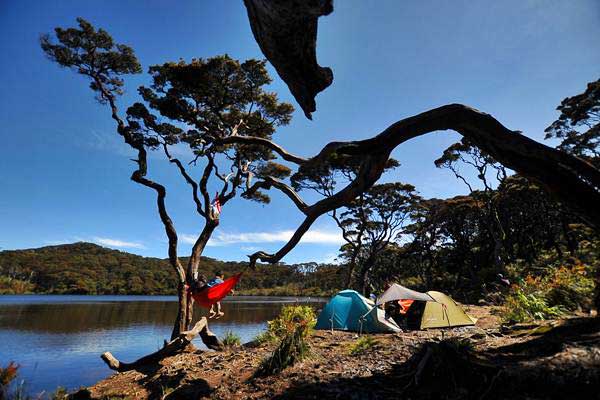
[78,306,600,400]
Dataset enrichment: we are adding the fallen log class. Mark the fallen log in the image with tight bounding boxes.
[101,317,222,372]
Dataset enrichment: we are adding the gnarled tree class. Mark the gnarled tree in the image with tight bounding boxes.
[41,18,296,341]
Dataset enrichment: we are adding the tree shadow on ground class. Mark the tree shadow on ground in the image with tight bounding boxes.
[275,318,600,400]
[489,317,600,361]
[134,356,213,400]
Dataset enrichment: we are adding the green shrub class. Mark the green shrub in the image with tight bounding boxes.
[221,330,241,347]
[254,330,275,345]
[446,337,474,353]
[266,305,316,340]
[501,263,594,323]
[544,264,594,311]
[255,305,316,376]
[502,284,563,323]
[348,336,379,356]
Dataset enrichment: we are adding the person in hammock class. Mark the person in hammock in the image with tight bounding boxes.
[207,271,233,319]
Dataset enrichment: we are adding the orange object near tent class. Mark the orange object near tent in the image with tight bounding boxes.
[398,299,414,314]
[191,273,242,308]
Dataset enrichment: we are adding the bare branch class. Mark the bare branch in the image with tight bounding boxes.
[215,135,307,165]
[199,152,216,217]
[162,144,206,218]
[244,176,309,214]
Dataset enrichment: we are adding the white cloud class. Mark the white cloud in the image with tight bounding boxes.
[240,246,259,251]
[181,229,343,247]
[93,237,146,249]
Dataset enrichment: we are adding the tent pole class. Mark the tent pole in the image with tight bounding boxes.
[330,307,335,333]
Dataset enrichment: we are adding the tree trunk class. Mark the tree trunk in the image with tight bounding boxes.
[170,219,219,337]
[359,254,377,296]
[344,245,362,289]
[171,281,189,340]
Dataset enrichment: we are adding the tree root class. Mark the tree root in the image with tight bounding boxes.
[101,317,222,372]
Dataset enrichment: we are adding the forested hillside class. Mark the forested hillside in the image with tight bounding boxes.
[0,242,341,296]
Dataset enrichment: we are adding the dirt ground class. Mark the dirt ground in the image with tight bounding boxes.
[79,306,600,400]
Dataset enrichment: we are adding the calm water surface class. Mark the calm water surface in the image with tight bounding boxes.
[0,295,325,396]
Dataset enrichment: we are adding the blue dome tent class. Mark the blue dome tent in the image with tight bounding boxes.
[315,290,400,333]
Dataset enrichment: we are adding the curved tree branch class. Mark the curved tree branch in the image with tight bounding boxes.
[248,103,600,266]
[215,135,307,165]
[244,176,309,214]
[163,144,206,218]
[93,77,185,282]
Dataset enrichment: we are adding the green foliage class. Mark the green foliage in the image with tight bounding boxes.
[255,305,316,376]
[0,277,34,295]
[254,330,275,345]
[348,336,379,356]
[502,286,564,323]
[131,55,295,205]
[544,78,600,161]
[447,337,474,353]
[0,243,342,296]
[221,330,241,347]
[40,17,141,100]
[500,270,575,324]
[255,324,311,377]
[502,257,595,321]
[266,305,316,340]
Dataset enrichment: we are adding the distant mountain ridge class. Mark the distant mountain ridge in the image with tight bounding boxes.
[0,242,341,296]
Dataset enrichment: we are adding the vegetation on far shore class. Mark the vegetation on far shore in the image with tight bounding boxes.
[0,242,342,297]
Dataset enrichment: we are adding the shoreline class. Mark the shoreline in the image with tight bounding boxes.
[80,306,600,399]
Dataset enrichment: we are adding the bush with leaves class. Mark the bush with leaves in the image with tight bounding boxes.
[255,305,316,376]
[348,336,379,356]
[502,259,596,323]
[544,263,594,311]
[265,305,316,340]
[502,279,564,323]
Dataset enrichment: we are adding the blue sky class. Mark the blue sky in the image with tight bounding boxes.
[1,0,599,264]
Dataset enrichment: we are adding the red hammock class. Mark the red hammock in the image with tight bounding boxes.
[191,273,242,308]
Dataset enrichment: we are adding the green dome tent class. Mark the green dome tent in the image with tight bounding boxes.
[376,284,477,329]
[315,290,401,333]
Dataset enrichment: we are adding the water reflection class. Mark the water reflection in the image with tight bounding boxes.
[0,295,323,333]
[0,295,324,395]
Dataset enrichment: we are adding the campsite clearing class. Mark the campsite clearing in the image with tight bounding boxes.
[81,305,599,400]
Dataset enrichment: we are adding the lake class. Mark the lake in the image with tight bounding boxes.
[0,295,325,396]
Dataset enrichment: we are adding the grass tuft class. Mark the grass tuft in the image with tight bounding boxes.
[348,336,379,356]
[221,330,241,347]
